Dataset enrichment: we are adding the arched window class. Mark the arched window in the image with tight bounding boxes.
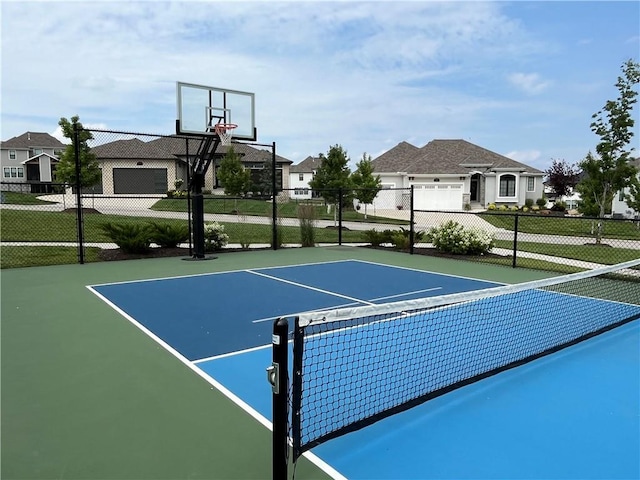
[499,174,516,197]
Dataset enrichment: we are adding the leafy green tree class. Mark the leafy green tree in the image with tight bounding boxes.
[217,146,251,197]
[308,145,352,223]
[55,116,101,189]
[624,174,640,216]
[576,59,639,241]
[351,153,382,219]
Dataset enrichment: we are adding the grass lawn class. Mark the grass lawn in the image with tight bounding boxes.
[479,212,640,240]
[151,197,405,224]
[1,191,59,205]
[0,246,102,268]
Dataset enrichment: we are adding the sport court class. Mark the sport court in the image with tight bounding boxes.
[88,258,640,480]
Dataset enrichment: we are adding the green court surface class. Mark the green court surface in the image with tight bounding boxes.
[1,247,554,480]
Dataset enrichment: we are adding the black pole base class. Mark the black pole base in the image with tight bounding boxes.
[182,255,218,261]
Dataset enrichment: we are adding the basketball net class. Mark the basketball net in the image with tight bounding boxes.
[213,123,237,146]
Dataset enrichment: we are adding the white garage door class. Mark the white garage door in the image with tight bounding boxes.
[413,183,464,211]
[372,184,398,209]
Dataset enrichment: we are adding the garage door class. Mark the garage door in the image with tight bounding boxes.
[413,183,464,211]
[372,184,398,209]
[113,168,168,194]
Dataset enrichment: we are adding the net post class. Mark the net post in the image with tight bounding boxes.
[269,317,289,480]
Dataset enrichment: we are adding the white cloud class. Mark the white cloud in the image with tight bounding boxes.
[507,73,551,95]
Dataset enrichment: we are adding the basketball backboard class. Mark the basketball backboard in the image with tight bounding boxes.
[176,81,256,141]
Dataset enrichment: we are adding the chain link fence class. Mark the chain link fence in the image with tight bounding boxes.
[2,128,638,271]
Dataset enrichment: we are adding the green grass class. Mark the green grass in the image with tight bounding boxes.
[1,191,59,205]
[479,212,640,240]
[494,239,640,265]
[151,197,405,224]
[1,246,102,268]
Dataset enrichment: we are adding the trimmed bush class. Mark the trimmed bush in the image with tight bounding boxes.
[99,222,153,254]
[148,221,190,248]
[363,229,395,247]
[429,220,495,255]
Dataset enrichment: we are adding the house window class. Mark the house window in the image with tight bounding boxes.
[3,167,24,178]
[299,173,304,181]
[499,174,516,197]
[294,188,308,195]
[9,150,16,160]
[527,177,535,192]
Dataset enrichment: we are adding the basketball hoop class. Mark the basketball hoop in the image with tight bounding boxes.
[213,123,237,146]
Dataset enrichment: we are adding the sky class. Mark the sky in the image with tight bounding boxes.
[1,1,639,172]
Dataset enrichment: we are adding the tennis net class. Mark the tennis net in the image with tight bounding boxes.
[289,259,640,459]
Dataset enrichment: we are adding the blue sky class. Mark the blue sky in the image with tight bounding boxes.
[1,1,638,171]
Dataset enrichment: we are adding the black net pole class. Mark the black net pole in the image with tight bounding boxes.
[270,317,289,479]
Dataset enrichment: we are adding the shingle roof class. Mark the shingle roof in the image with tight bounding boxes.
[372,139,543,175]
[290,156,321,173]
[371,142,420,172]
[1,132,66,149]
[90,138,176,160]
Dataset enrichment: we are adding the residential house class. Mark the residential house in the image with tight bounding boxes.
[612,157,640,219]
[90,136,292,195]
[370,139,545,211]
[0,132,67,193]
[289,156,322,199]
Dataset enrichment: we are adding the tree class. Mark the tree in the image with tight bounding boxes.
[308,145,352,224]
[257,155,278,197]
[624,173,640,217]
[351,153,382,219]
[576,59,640,241]
[544,159,580,198]
[55,116,101,189]
[216,147,251,207]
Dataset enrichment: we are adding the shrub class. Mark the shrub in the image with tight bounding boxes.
[499,204,508,211]
[390,227,426,250]
[510,205,519,212]
[522,206,529,213]
[148,221,190,248]
[298,204,317,247]
[487,203,497,210]
[99,222,153,254]
[429,220,495,255]
[536,197,547,208]
[203,222,229,252]
[363,229,394,247]
[551,200,567,212]
[525,198,534,208]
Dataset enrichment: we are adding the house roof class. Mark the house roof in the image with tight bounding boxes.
[90,138,177,160]
[1,132,66,149]
[370,142,420,173]
[290,156,321,173]
[372,139,544,175]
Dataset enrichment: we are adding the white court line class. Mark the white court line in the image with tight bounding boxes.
[88,285,348,480]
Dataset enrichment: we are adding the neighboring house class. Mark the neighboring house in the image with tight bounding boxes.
[90,136,292,195]
[612,157,640,219]
[370,139,545,211]
[0,132,67,193]
[289,156,322,199]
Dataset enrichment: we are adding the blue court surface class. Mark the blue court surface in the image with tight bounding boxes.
[89,259,640,480]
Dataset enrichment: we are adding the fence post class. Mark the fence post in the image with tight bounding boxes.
[338,188,343,245]
[272,142,278,251]
[409,185,415,254]
[269,317,289,480]
[512,213,519,268]
[73,124,84,264]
